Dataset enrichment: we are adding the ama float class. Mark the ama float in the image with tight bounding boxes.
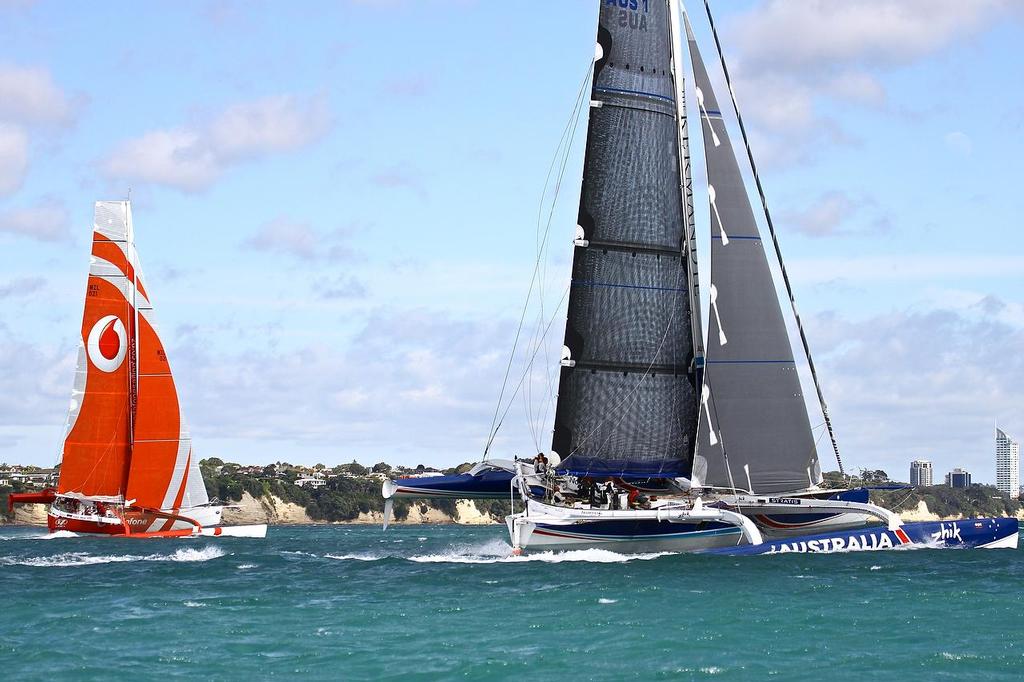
[9,201,266,539]
[383,0,1019,556]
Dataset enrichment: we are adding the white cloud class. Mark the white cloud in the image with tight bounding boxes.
[0,197,70,241]
[721,0,1017,163]
[732,0,1013,74]
[102,94,331,192]
[781,191,889,238]
[0,62,75,127]
[809,305,1024,479]
[243,216,358,262]
[163,308,535,463]
[944,131,973,156]
[0,276,45,298]
[791,253,1024,285]
[0,123,28,196]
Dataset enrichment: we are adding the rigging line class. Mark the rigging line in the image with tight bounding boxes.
[484,61,594,458]
[701,0,845,475]
[531,62,593,448]
[484,284,572,457]
[524,70,590,453]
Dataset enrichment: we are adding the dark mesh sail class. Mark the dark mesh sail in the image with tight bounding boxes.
[554,0,698,477]
[685,18,820,494]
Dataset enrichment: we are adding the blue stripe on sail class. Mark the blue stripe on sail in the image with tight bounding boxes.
[706,359,795,364]
[558,457,688,479]
[594,86,674,103]
[572,280,687,294]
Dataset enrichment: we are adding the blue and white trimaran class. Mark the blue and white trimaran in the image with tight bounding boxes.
[383,0,1019,555]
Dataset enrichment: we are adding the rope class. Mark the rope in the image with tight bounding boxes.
[483,61,593,458]
[701,0,845,475]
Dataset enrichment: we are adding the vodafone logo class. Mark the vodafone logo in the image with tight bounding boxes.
[87,315,127,372]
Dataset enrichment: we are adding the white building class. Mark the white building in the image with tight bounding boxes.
[295,472,327,489]
[909,460,933,487]
[995,428,1020,498]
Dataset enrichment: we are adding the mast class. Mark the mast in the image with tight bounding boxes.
[700,0,844,476]
[126,200,139,495]
[668,0,704,379]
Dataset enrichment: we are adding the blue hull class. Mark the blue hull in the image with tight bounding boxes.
[703,517,1019,555]
[389,471,521,499]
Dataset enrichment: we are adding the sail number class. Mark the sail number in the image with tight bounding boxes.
[607,0,649,31]
[607,0,649,11]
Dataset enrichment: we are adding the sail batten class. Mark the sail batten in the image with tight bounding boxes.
[553,1,699,477]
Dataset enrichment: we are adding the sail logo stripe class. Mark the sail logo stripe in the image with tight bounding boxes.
[706,359,795,364]
[593,85,674,103]
[571,279,687,293]
[711,235,760,241]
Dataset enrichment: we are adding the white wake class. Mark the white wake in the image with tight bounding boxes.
[1,545,226,567]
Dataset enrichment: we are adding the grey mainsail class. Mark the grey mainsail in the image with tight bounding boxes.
[553,0,699,476]
[684,14,820,494]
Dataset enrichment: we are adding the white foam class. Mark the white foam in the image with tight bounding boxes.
[42,530,81,539]
[183,601,207,608]
[700,666,723,675]
[870,565,882,571]
[408,547,676,565]
[325,553,385,562]
[237,563,257,570]
[940,652,978,661]
[598,598,618,604]
[0,545,225,567]
[168,546,224,562]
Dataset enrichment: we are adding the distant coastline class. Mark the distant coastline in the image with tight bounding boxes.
[2,461,1020,527]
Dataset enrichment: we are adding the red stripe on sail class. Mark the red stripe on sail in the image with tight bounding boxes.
[92,233,149,300]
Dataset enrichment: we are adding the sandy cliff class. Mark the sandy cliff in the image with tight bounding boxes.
[221,491,314,525]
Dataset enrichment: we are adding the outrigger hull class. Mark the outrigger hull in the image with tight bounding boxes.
[702,517,1019,555]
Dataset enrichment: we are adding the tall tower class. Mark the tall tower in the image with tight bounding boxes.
[910,460,933,487]
[996,428,1020,497]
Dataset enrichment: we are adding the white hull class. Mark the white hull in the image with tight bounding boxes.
[507,514,744,553]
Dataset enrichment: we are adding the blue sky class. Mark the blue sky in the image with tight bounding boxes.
[2,0,1023,484]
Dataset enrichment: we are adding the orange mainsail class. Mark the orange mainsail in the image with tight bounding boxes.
[58,201,208,510]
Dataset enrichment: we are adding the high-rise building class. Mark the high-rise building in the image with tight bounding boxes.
[910,460,933,486]
[945,468,971,488]
[910,460,933,487]
[996,428,1020,498]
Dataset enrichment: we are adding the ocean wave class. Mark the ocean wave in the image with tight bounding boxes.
[597,598,618,604]
[0,545,225,567]
[183,601,207,608]
[41,530,81,540]
[408,547,676,564]
[324,553,385,561]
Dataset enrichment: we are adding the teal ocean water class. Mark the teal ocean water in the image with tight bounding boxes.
[1,524,1022,680]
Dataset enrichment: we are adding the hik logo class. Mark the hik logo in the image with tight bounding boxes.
[935,523,963,542]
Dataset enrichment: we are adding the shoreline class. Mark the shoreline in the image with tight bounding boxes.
[5,495,1023,528]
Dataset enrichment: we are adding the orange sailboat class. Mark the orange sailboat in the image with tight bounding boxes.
[10,201,266,538]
